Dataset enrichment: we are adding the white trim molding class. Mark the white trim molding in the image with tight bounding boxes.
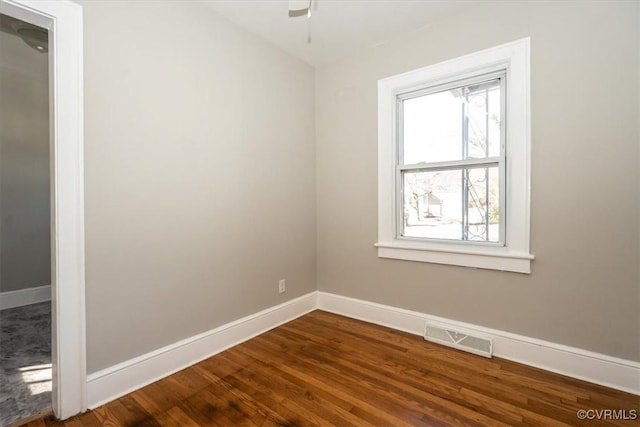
[317,292,640,395]
[0,285,51,310]
[86,291,639,410]
[375,243,534,274]
[86,292,317,409]
[0,0,86,419]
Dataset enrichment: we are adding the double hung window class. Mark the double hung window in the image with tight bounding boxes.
[399,73,505,244]
[376,38,533,273]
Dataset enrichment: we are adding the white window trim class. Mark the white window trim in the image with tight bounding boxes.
[377,38,533,273]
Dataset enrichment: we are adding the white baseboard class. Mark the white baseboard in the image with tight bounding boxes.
[317,292,640,395]
[86,292,317,409]
[85,290,639,410]
[0,285,51,310]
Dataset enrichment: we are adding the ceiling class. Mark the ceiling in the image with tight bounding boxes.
[199,1,468,67]
[0,14,48,80]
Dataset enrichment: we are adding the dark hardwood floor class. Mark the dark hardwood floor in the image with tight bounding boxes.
[23,310,639,426]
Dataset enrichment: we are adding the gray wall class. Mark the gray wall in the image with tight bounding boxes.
[0,28,51,293]
[78,0,316,373]
[78,0,639,373]
[316,1,640,361]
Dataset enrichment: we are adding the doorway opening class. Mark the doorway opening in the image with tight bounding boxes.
[0,0,85,422]
[0,13,52,426]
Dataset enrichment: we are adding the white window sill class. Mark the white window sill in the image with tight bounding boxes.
[374,241,534,274]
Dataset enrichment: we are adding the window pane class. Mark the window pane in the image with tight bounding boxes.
[403,91,462,164]
[402,167,500,242]
[402,79,501,164]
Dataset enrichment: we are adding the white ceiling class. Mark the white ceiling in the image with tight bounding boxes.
[199,1,468,67]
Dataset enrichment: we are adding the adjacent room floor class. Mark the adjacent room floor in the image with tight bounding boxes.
[0,302,52,427]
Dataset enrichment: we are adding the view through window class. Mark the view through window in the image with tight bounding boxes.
[399,75,504,243]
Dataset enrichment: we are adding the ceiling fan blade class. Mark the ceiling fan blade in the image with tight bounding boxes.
[288,0,310,17]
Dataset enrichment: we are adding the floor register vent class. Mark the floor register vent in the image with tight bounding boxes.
[424,322,493,358]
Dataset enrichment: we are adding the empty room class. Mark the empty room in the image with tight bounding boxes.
[0,0,638,426]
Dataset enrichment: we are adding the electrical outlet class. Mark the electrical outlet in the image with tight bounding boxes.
[278,279,286,294]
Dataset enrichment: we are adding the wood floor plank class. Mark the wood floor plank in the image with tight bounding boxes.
[304,312,590,404]
[129,381,187,416]
[33,310,640,427]
[200,355,330,426]
[224,346,367,427]
[176,387,241,427]
[58,412,103,427]
[90,400,125,427]
[196,384,262,426]
[116,395,162,426]
[251,327,513,427]
[150,411,182,427]
[165,406,201,427]
[238,337,424,425]
[296,313,585,402]
[285,315,580,425]
[190,363,299,426]
[41,416,65,427]
[275,319,528,425]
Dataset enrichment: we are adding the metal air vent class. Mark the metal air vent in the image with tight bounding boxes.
[425,321,493,358]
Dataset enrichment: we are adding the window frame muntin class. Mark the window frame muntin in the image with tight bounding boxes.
[395,72,507,246]
[397,164,503,246]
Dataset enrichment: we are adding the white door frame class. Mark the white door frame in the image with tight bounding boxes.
[0,0,85,419]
